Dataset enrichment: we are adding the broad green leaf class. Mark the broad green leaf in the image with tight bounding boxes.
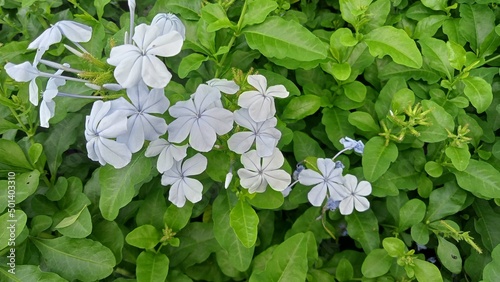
[399,199,426,231]
[94,0,110,19]
[362,0,390,33]
[164,202,193,231]
[413,259,443,282]
[378,62,441,84]
[416,100,455,142]
[248,188,284,209]
[483,244,500,281]
[424,161,443,178]
[459,4,495,52]
[426,182,467,222]
[343,81,366,102]
[212,191,254,271]
[178,53,208,78]
[55,205,87,229]
[329,28,357,62]
[437,236,462,274]
[383,237,406,257]
[99,153,151,220]
[322,107,356,150]
[0,119,19,134]
[205,150,231,182]
[391,88,415,114]
[453,159,500,198]
[336,258,354,281]
[461,76,492,113]
[419,37,453,79]
[329,62,351,81]
[339,0,373,25]
[282,95,322,120]
[230,199,259,248]
[293,131,325,162]
[0,210,27,250]
[348,111,380,132]
[361,249,392,278]
[445,146,470,171]
[285,207,332,243]
[5,265,66,282]
[473,200,500,252]
[136,251,169,282]
[362,136,398,182]
[346,209,380,253]
[125,225,161,249]
[411,222,430,245]
[91,220,124,263]
[31,237,115,281]
[201,3,233,32]
[243,16,327,62]
[241,0,279,28]
[375,77,407,118]
[414,15,448,39]
[31,215,53,236]
[12,170,40,203]
[421,0,447,10]
[0,139,33,170]
[46,176,67,201]
[364,26,422,68]
[447,41,466,70]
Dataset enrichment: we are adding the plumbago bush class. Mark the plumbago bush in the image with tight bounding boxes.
[2,0,500,281]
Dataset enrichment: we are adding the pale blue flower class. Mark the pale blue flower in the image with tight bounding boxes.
[337,174,371,215]
[152,13,186,39]
[298,158,344,207]
[339,137,364,154]
[145,138,187,173]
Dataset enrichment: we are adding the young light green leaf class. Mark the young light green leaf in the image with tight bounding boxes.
[94,0,111,19]
[31,237,115,281]
[343,81,366,102]
[248,188,284,209]
[391,88,415,114]
[178,53,208,78]
[136,251,169,282]
[419,37,453,79]
[230,199,259,248]
[241,0,279,28]
[339,0,373,25]
[413,259,444,282]
[362,136,398,182]
[125,225,161,249]
[348,111,380,133]
[421,0,447,10]
[201,3,233,32]
[461,76,493,113]
[414,15,448,39]
[164,202,193,231]
[445,146,471,171]
[425,161,443,178]
[150,0,201,20]
[453,159,500,198]
[282,95,322,121]
[364,26,422,68]
[55,205,88,229]
[361,249,392,278]
[243,17,328,62]
[383,237,406,257]
[446,41,466,70]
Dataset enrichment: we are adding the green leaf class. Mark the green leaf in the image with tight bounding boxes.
[164,202,193,231]
[437,236,462,274]
[348,111,380,132]
[282,95,322,120]
[473,200,500,252]
[383,237,406,257]
[343,81,366,102]
[55,205,87,229]
[459,4,495,52]
[445,146,470,171]
[362,0,391,33]
[411,222,430,245]
[425,161,443,178]
[421,0,447,10]
[413,259,443,282]
[399,199,426,231]
[483,244,500,281]
[125,225,161,249]
[285,207,332,243]
[212,191,254,271]
[414,15,448,39]
[391,88,415,114]
[243,16,327,62]
[339,0,373,25]
[46,176,67,201]
[241,0,279,28]
[99,153,151,220]
[461,76,493,113]
[178,53,208,78]
[416,100,455,142]
[346,209,380,253]
[0,210,27,250]
[361,249,392,278]
[248,188,284,209]
[13,170,40,203]
[91,220,124,263]
[364,26,423,68]
[322,107,356,150]
[4,265,66,281]
[136,251,169,282]
[419,37,453,79]
[447,41,466,70]
[150,0,201,20]
[200,3,233,32]
[31,237,115,281]
[293,131,325,162]
[0,139,33,170]
[0,119,20,134]
[336,258,354,281]
[94,0,110,19]
[230,199,259,248]
[453,159,500,198]
[362,136,398,182]
[426,182,467,222]
[329,62,351,81]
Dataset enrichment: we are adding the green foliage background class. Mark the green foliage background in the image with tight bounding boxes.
[1,0,500,281]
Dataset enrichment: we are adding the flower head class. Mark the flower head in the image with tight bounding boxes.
[238,74,289,122]
[298,158,344,207]
[168,84,233,152]
[152,13,186,39]
[5,62,40,105]
[107,23,183,88]
[340,137,364,154]
[206,78,239,94]
[337,174,371,215]
[40,69,66,128]
[237,148,291,193]
[145,138,188,173]
[162,154,207,207]
[111,81,169,153]
[227,109,281,157]
[85,101,132,168]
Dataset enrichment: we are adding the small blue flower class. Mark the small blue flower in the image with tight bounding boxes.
[339,137,364,154]
[334,161,345,169]
[325,198,340,211]
[292,163,305,181]
[427,257,437,264]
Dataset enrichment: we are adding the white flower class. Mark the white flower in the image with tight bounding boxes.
[337,174,371,215]
[107,23,183,89]
[237,148,291,193]
[298,158,344,207]
[28,21,92,63]
[40,69,66,128]
[5,62,39,105]
[340,137,364,154]
[110,82,169,153]
[145,138,188,173]
[238,74,289,122]
[85,101,132,168]
[152,13,186,39]
[168,84,233,152]
[227,109,281,157]
[206,78,239,94]
[162,153,207,207]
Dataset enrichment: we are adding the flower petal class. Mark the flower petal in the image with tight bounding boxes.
[264,170,291,192]
[168,180,186,207]
[28,27,62,50]
[266,85,289,98]
[227,132,254,154]
[262,148,284,170]
[353,195,370,212]
[307,183,327,206]
[206,78,239,94]
[182,154,207,176]
[355,180,372,196]
[181,177,203,204]
[167,116,195,143]
[55,20,92,42]
[141,55,172,88]
[298,169,323,186]
[189,119,217,152]
[147,31,184,57]
[145,138,168,157]
[97,111,129,138]
[240,150,261,171]
[339,196,354,215]
[247,74,267,93]
[5,62,39,82]
[97,137,132,168]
